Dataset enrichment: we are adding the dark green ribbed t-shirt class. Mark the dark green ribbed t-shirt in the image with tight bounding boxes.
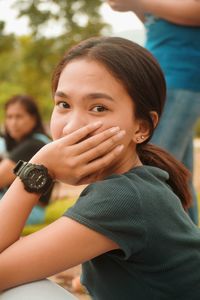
[64,166,200,300]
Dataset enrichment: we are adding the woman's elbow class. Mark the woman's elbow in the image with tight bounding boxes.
[178,14,200,26]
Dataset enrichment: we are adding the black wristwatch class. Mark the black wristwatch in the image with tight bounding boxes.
[13,160,53,194]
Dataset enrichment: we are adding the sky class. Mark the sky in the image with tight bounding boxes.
[100,3,144,32]
[0,0,144,35]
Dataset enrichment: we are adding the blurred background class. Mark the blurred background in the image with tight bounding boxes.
[0,0,144,120]
[0,0,199,135]
[0,2,199,298]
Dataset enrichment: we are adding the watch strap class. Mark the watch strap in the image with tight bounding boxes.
[13,160,28,176]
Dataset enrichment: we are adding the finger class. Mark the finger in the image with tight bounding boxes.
[79,144,124,181]
[78,130,125,162]
[55,131,124,180]
[73,126,122,155]
[61,121,103,145]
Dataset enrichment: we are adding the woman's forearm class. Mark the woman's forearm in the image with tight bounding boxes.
[0,178,40,253]
[140,0,200,26]
[0,123,125,254]
[0,159,16,189]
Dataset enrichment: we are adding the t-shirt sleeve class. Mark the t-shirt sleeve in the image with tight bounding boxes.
[8,139,45,163]
[64,176,146,259]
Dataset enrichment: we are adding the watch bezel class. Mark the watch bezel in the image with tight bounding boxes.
[13,160,53,194]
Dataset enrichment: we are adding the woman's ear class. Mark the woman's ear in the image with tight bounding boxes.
[150,111,159,128]
[132,119,151,144]
[132,111,159,144]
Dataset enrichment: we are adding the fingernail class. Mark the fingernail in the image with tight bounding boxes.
[116,130,126,138]
[110,126,120,133]
[115,145,124,152]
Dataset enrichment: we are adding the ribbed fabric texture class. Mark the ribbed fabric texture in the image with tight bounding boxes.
[65,166,200,300]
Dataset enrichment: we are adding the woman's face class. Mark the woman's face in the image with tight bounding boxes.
[5,103,36,141]
[51,59,143,174]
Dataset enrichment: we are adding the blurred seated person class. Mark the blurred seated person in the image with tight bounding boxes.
[0,94,53,225]
[0,134,7,161]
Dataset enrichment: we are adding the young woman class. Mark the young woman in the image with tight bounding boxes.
[0,95,52,225]
[0,37,200,300]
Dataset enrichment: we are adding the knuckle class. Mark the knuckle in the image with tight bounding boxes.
[95,147,105,156]
[86,138,94,148]
[99,157,109,168]
[67,159,77,169]
[107,135,119,147]
[78,170,84,178]
[81,126,89,137]
[109,137,116,146]
[95,146,105,157]
[78,166,87,179]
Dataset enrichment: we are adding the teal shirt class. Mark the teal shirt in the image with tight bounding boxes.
[145,16,200,91]
[65,166,200,299]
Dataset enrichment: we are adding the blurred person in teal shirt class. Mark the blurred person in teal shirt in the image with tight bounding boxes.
[107,0,200,224]
[0,94,52,225]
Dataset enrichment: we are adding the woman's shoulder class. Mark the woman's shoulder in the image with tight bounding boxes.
[81,170,140,199]
[68,171,142,217]
[66,166,173,222]
[74,165,174,218]
[83,166,169,196]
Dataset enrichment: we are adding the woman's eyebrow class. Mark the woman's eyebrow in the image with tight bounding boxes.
[54,91,69,99]
[85,93,114,102]
[55,91,114,102]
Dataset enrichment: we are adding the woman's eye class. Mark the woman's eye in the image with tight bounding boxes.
[57,101,70,109]
[92,105,107,112]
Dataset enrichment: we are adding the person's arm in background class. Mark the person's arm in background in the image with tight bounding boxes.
[0,159,16,189]
[106,0,200,26]
[106,0,145,21]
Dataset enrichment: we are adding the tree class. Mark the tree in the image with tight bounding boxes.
[13,0,110,43]
[0,0,110,121]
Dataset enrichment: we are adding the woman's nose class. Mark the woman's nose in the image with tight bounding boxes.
[62,112,88,136]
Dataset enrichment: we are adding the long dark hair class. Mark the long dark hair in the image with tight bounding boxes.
[4,94,46,151]
[51,36,191,210]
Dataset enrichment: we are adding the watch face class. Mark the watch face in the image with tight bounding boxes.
[24,167,48,189]
[14,160,52,194]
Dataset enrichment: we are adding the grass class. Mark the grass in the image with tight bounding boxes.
[22,197,77,235]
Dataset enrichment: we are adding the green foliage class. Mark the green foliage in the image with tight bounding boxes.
[0,0,111,123]
[22,197,77,235]
[195,119,200,137]
[13,0,109,39]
